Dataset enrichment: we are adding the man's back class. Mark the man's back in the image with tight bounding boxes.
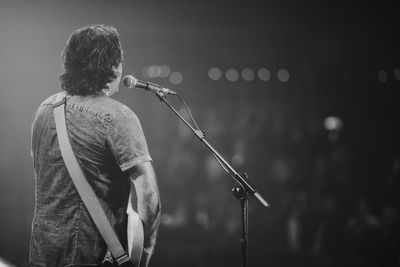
[30,92,152,266]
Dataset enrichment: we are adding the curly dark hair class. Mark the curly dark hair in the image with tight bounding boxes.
[59,25,123,96]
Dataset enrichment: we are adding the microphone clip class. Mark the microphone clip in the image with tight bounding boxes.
[153,90,167,102]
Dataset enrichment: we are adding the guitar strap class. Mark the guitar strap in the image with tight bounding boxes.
[53,92,130,265]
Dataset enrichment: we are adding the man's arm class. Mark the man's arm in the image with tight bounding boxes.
[127,161,161,266]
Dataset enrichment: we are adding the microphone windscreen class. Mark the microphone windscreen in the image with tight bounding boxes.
[122,75,136,88]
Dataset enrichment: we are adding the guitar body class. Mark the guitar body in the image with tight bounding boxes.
[126,208,144,267]
[127,183,144,266]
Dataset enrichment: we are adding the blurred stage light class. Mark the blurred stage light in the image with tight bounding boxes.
[208,67,222,80]
[393,67,400,80]
[258,68,271,81]
[142,65,170,79]
[241,68,254,81]
[142,66,150,79]
[159,65,171,78]
[277,69,290,82]
[324,116,343,131]
[169,71,183,85]
[378,70,388,83]
[226,68,239,82]
[148,65,161,78]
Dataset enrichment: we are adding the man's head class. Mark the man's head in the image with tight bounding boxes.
[59,25,123,96]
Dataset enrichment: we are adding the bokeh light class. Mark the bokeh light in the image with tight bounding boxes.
[241,68,254,81]
[277,69,290,82]
[159,65,171,78]
[208,67,222,80]
[324,116,343,131]
[378,70,388,83]
[226,68,239,82]
[147,65,161,78]
[169,71,183,85]
[142,66,150,79]
[258,68,271,81]
[393,67,400,80]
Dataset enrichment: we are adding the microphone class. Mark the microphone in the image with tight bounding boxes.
[122,75,177,95]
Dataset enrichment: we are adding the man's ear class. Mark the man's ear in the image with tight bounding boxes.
[114,63,122,76]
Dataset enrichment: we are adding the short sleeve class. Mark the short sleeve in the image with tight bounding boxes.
[106,106,152,171]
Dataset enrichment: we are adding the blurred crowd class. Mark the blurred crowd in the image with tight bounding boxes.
[152,99,400,267]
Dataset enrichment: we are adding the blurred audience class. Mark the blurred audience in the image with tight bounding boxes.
[154,99,399,267]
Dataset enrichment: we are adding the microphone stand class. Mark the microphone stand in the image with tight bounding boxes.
[151,91,270,267]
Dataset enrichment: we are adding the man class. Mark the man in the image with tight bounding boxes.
[30,25,161,267]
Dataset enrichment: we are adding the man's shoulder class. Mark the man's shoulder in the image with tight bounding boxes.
[33,92,62,119]
[38,92,61,107]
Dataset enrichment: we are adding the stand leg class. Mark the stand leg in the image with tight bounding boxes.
[233,186,248,267]
[241,196,248,267]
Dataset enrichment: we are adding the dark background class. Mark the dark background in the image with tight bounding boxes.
[1,1,399,266]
